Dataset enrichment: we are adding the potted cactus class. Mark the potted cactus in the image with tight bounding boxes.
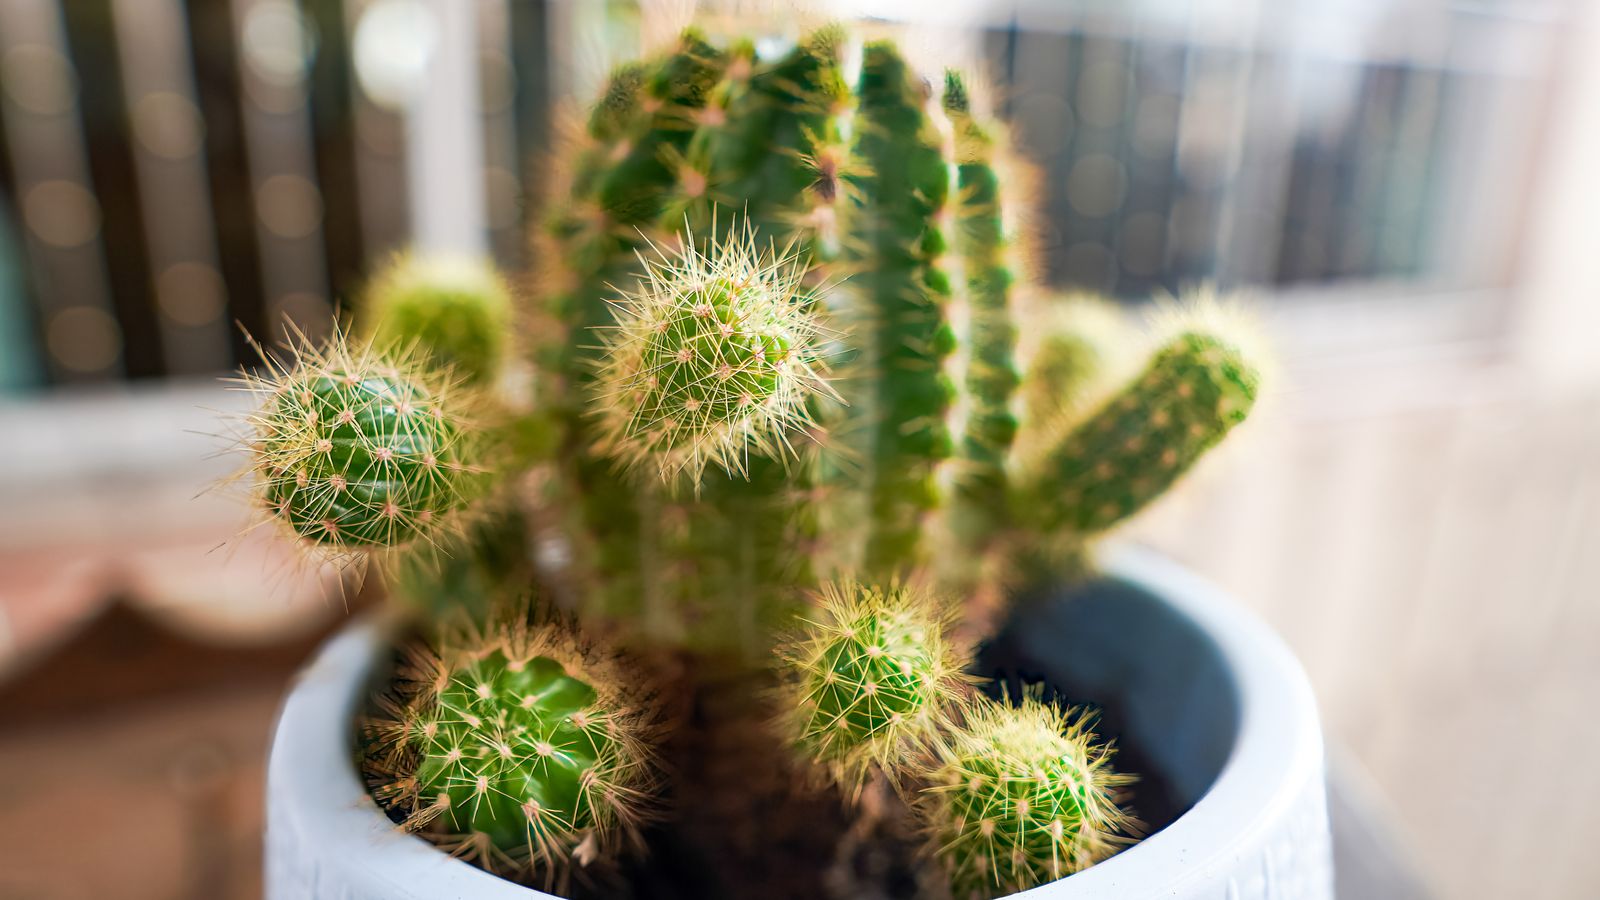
[244,22,1330,900]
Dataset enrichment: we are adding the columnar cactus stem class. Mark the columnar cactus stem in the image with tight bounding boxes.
[1020,322,1260,536]
[922,696,1135,899]
[943,72,1020,552]
[240,331,485,563]
[846,41,957,575]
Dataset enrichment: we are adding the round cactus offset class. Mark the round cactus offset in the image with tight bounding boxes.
[594,223,833,483]
[922,696,1135,899]
[371,621,661,880]
[363,252,513,386]
[775,580,966,787]
[243,334,484,559]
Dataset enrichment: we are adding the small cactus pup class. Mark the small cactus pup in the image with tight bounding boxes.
[593,222,834,485]
[921,695,1135,899]
[775,580,969,790]
[367,617,663,886]
[363,252,514,387]
[239,329,487,564]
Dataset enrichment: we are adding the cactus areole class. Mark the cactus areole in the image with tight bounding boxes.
[235,19,1277,900]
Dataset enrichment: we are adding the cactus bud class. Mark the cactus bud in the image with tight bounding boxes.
[369,618,662,881]
[775,580,967,788]
[241,331,485,560]
[923,696,1134,898]
[594,221,833,484]
[363,252,512,386]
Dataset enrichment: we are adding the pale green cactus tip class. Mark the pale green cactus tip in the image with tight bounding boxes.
[775,579,970,789]
[367,617,663,884]
[363,251,514,387]
[593,221,836,485]
[923,695,1137,899]
[239,328,487,563]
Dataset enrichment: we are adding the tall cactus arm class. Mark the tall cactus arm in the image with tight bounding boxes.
[1019,329,1259,536]
[943,72,1020,551]
[846,41,957,576]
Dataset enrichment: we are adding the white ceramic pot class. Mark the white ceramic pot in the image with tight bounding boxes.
[264,546,1333,899]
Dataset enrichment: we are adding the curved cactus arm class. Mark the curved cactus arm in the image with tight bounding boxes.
[1017,323,1260,537]
[943,71,1020,554]
[844,41,958,576]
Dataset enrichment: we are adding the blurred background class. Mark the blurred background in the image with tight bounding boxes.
[1,0,1596,897]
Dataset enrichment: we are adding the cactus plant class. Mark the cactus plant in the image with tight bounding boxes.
[922,695,1135,898]
[227,17,1265,900]
[366,616,662,885]
[592,222,833,484]
[363,252,513,387]
[238,329,486,564]
[774,580,965,789]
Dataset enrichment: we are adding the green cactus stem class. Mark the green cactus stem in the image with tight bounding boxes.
[944,71,1020,551]
[363,252,512,386]
[922,695,1134,898]
[775,580,967,788]
[369,619,661,882]
[1020,324,1259,537]
[845,41,957,575]
[242,333,484,560]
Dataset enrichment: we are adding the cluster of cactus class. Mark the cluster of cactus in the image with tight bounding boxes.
[232,19,1261,900]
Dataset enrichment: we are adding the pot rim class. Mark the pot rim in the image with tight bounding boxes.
[265,543,1322,899]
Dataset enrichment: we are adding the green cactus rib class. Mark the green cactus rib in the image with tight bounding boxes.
[364,254,511,387]
[923,697,1133,898]
[943,72,1020,548]
[1024,330,1259,535]
[847,41,957,574]
[250,344,481,553]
